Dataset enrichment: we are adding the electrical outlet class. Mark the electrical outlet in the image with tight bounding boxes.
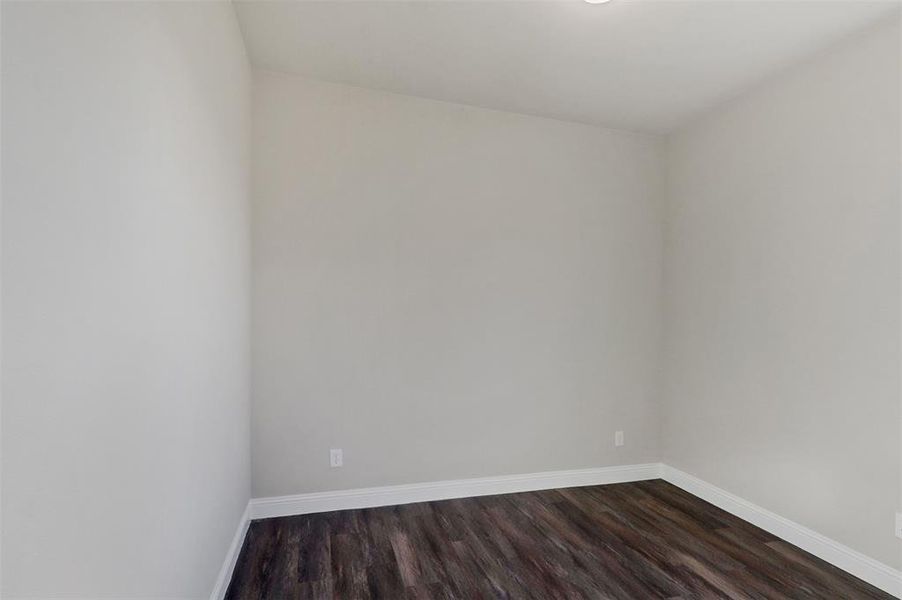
[614,431,624,447]
[895,512,902,539]
[330,448,343,468]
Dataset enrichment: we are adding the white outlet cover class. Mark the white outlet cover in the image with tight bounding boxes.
[895,512,902,539]
[614,431,624,447]
[330,448,343,468]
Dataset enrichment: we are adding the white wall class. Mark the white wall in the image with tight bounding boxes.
[3,1,898,593]
[662,17,901,570]
[252,72,663,498]
[1,2,251,597]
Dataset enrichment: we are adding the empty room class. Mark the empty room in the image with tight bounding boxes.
[2,0,901,598]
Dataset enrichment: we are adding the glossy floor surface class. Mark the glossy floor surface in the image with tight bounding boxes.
[225,479,893,599]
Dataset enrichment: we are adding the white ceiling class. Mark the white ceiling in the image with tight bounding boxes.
[234,0,898,133]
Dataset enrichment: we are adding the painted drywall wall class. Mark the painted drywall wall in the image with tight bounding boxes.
[1,2,251,597]
[662,16,902,569]
[899,9,902,574]
[251,72,663,498]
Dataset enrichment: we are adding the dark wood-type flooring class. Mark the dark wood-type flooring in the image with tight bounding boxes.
[225,479,894,599]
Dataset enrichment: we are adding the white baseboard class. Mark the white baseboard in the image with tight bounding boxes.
[249,462,662,520]
[661,464,902,599]
[210,502,251,600]
[234,463,900,599]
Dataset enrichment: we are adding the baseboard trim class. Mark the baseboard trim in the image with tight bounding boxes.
[242,463,900,598]
[249,462,662,520]
[661,464,902,599]
[209,502,251,600]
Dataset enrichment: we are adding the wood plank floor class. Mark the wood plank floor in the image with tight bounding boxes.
[225,480,894,599]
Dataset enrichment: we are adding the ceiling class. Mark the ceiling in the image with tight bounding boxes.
[233,0,898,134]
